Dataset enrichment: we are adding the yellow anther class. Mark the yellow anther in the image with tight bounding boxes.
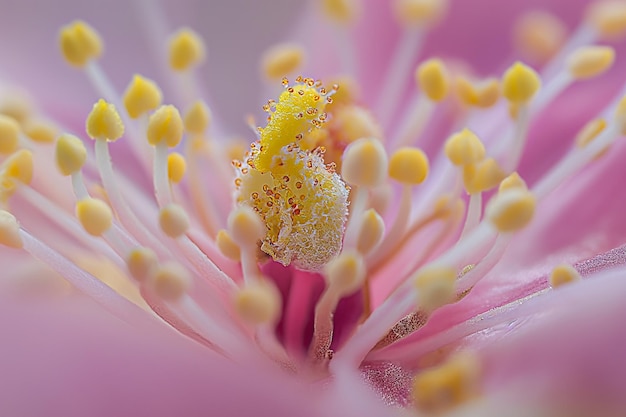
[498,172,527,193]
[549,264,582,288]
[2,149,33,185]
[614,95,626,134]
[22,119,58,144]
[228,205,265,248]
[586,0,626,39]
[413,265,456,312]
[0,210,22,249]
[514,11,567,63]
[159,204,190,238]
[357,209,385,255]
[393,0,449,27]
[0,115,20,154]
[168,28,205,71]
[486,189,536,233]
[86,99,125,141]
[126,246,158,282]
[123,75,163,119]
[324,250,366,296]
[576,117,607,149]
[321,0,361,24]
[147,105,184,147]
[151,262,191,302]
[444,128,485,166]
[462,157,507,194]
[341,137,388,187]
[325,76,360,107]
[183,100,211,135]
[261,43,305,80]
[416,58,449,102]
[413,353,481,412]
[216,229,241,261]
[502,62,541,104]
[58,20,103,67]
[455,77,500,108]
[76,198,113,236]
[330,105,383,146]
[167,152,187,183]
[55,133,87,176]
[235,280,281,325]
[567,46,615,80]
[389,147,429,185]
[0,93,33,124]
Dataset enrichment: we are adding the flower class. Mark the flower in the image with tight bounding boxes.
[1,0,626,416]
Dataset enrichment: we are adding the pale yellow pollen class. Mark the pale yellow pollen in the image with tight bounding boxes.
[498,172,527,193]
[575,117,607,150]
[126,246,158,282]
[55,133,87,176]
[444,128,485,166]
[549,264,582,288]
[147,105,184,147]
[183,100,211,135]
[586,0,626,39]
[228,205,266,249]
[567,46,615,80]
[261,43,305,80]
[393,0,449,27]
[234,281,281,325]
[321,0,361,24]
[486,189,536,233]
[151,262,191,302]
[167,152,187,183]
[414,265,456,312]
[341,137,388,187]
[455,77,500,108]
[159,204,190,238]
[413,353,481,412]
[59,20,103,67]
[324,250,366,296]
[389,147,429,185]
[462,158,507,194]
[216,229,241,261]
[416,58,449,102]
[357,209,385,255]
[76,197,113,236]
[502,62,541,104]
[0,115,20,155]
[86,99,125,141]
[168,28,205,71]
[0,210,22,249]
[613,95,626,134]
[123,75,163,119]
[22,119,58,144]
[2,149,33,185]
[514,11,567,63]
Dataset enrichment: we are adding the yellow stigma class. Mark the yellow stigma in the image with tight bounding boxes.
[216,229,241,261]
[416,58,449,102]
[455,77,500,108]
[56,133,87,176]
[147,105,184,147]
[159,204,190,238]
[486,189,536,232]
[462,158,507,194]
[514,11,566,63]
[234,281,282,325]
[414,265,456,312]
[123,75,163,119]
[444,128,485,166]
[76,198,113,236]
[183,100,211,136]
[0,210,22,249]
[86,99,125,141]
[498,172,527,193]
[412,353,481,412]
[126,246,158,282]
[59,20,103,68]
[389,147,429,185]
[502,62,541,104]
[567,46,615,80]
[168,28,205,71]
[151,262,191,302]
[357,209,385,255]
[341,137,388,187]
[23,119,58,144]
[167,152,187,183]
[320,0,361,24]
[393,0,449,27]
[0,115,20,155]
[325,250,367,296]
[261,43,305,80]
[586,0,626,39]
[549,264,582,288]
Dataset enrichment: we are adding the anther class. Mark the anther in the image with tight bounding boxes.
[444,128,485,166]
[575,117,607,149]
[234,281,282,325]
[566,46,615,80]
[393,0,449,27]
[502,62,541,104]
[23,119,58,144]
[86,99,125,141]
[123,75,163,119]
[485,189,536,233]
[357,209,385,255]
[549,264,581,288]
[324,250,367,296]
[413,264,456,312]
[0,115,20,155]
[147,105,184,147]
[0,210,23,249]
[320,0,361,24]
[126,246,158,282]
[168,28,205,71]
[455,77,500,108]
[586,0,626,39]
[389,147,429,185]
[167,152,187,183]
[58,20,103,67]
[341,137,388,187]
[228,205,265,248]
[55,133,87,176]
[416,58,449,102]
[2,149,34,185]
[261,43,305,80]
[159,204,190,238]
[498,172,527,193]
[183,100,211,135]
[514,11,567,63]
[462,158,507,194]
[150,262,191,302]
[75,197,113,237]
[613,95,626,134]
[216,229,241,261]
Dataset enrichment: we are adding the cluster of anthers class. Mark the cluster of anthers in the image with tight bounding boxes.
[0,0,626,413]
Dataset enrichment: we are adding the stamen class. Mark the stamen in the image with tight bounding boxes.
[498,172,527,193]
[0,115,20,155]
[454,76,500,109]
[75,197,113,237]
[356,209,385,256]
[586,0,626,39]
[159,204,190,238]
[0,210,22,248]
[261,43,305,81]
[549,264,582,288]
[566,45,615,80]
[183,100,211,136]
[416,58,449,102]
[58,20,103,68]
[86,99,125,142]
[22,119,58,144]
[168,28,205,72]
[150,262,191,302]
[126,246,158,282]
[228,206,265,283]
[123,74,163,119]
[413,264,456,313]
[485,189,536,233]
[444,129,485,167]
[320,0,361,24]
[234,280,281,325]
[514,10,567,64]
[393,0,449,28]
[215,229,241,261]
[167,152,187,183]
[55,133,87,176]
